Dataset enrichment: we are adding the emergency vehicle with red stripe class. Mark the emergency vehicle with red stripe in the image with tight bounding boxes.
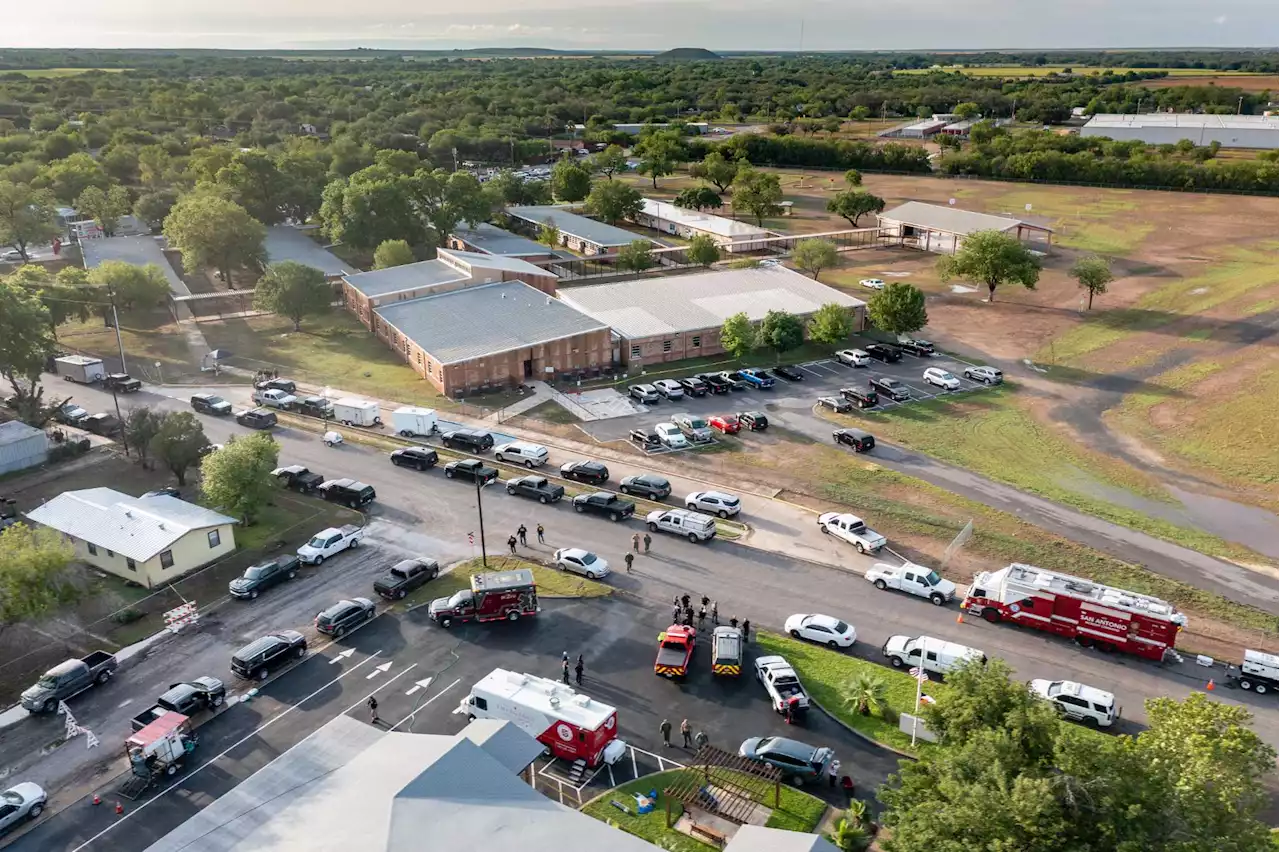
[963,563,1186,661]
[456,668,627,766]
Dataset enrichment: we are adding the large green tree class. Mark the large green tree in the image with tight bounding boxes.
[75,185,130,237]
[164,194,267,285]
[590,144,628,179]
[0,523,77,635]
[719,311,757,359]
[150,411,210,486]
[88,261,170,309]
[373,239,415,269]
[937,230,1042,302]
[687,234,720,267]
[0,275,58,425]
[827,190,885,227]
[791,238,838,280]
[320,171,425,251]
[133,189,178,232]
[689,151,739,194]
[0,182,59,260]
[253,261,330,331]
[1069,254,1114,309]
[212,150,289,225]
[551,158,592,202]
[759,310,805,360]
[867,283,928,336]
[586,179,643,224]
[413,168,492,247]
[635,130,684,188]
[39,152,109,204]
[200,432,280,525]
[731,167,783,226]
[124,405,164,467]
[807,302,854,345]
[616,240,654,274]
[673,186,722,211]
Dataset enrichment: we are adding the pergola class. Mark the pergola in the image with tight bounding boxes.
[663,745,782,827]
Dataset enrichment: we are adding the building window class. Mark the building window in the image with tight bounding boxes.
[691,335,701,348]
[87,542,98,556]
[126,558,137,572]
[208,529,221,549]
[630,345,641,360]
[160,550,174,569]
[662,340,673,353]
[106,549,114,558]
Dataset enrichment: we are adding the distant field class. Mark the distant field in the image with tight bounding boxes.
[895,65,1273,80]
[2,68,129,77]
[1139,75,1278,91]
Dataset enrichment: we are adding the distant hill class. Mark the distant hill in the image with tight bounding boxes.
[652,48,721,61]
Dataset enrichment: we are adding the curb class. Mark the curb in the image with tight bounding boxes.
[809,699,920,761]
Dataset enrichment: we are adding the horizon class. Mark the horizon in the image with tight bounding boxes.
[2,44,1280,54]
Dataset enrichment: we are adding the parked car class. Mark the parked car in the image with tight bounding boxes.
[818,512,886,554]
[374,558,440,600]
[673,415,714,443]
[833,428,876,452]
[296,396,334,418]
[738,368,774,389]
[708,414,740,434]
[685,490,741,518]
[964,365,1003,385]
[190,393,232,416]
[771,365,804,382]
[647,508,716,542]
[818,396,852,413]
[230,631,307,681]
[870,377,910,401]
[1029,680,1118,728]
[103,373,142,393]
[865,562,955,606]
[441,429,494,452]
[717,371,750,391]
[836,349,871,367]
[571,492,636,522]
[229,556,299,600]
[653,379,685,400]
[495,441,550,468]
[390,446,438,471]
[315,598,376,637]
[272,464,324,492]
[130,678,225,731]
[864,343,902,363]
[923,367,960,390]
[82,413,122,436]
[54,402,88,425]
[629,384,659,403]
[235,408,277,429]
[141,487,180,499]
[560,459,610,485]
[677,377,709,397]
[655,422,690,449]
[738,736,834,786]
[696,373,732,394]
[506,475,565,503]
[297,525,364,565]
[444,458,499,484]
[553,548,610,579]
[737,411,768,431]
[860,278,886,290]
[0,782,47,831]
[839,386,878,408]
[619,473,671,500]
[899,338,935,357]
[630,428,662,450]
[252,387,297,409]
[784,613,857,648]
[254,378,298,394]
[316,478,376,508]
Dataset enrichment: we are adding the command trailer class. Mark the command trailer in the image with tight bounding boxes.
[457,668,627,767]
[963,563,1186,661]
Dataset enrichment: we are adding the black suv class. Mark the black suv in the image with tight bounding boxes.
[696,374,732,394]
[190,393,232,415]
[441,429,494,452]
[230,630,306,680]
[560,460,609,485]
[391,446,438,471]
[619,473,671,500]
[571,492,636,522]
[255,378,297,394]
[630,429,661,450]
[834,428,876,452]
[83,412,122,436]
[898,338,935,357]
[840,387,878,408]
[677,377,709,397]
[103,373,142,393]
[772,365,804,382]
[315,598,375,637]
[296,396,333,419]
[444,458,498,484]
[273,465,324,492]
[869,377,910,401]
[737,411,768,431]
[506,475,565,503]
[865,343,903,363]
[236,408,277,429]
[229,555,300,600]
[317,478,376,507]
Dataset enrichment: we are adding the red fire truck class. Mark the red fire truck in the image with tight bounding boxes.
[654,624,697,679]
[963,563,1186,661]
[456,668,627,767]
[428,568,538,628]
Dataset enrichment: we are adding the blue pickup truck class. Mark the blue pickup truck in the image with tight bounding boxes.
[738,368,775,389]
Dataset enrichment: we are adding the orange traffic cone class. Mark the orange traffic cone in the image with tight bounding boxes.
[1206,678,1215,692]
[956,611,964,625]
[92,793,100,806]
[115,802,124,815]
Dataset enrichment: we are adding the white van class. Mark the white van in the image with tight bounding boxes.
[391,406,437,437]
[646,508,716,542]
[493,441,549,468]
[332,397,382,427]
[882,634,986,677]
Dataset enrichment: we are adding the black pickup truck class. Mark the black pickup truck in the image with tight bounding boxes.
[572,491,636,522]
[373,558,440,600]
[103,373,142,393]
[130,677,226,731]
[272,465,324,493]
[505,475,565,504]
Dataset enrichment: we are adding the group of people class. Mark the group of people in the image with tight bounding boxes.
[670,593,750,639]
[561,651,586,686]
[659,718,710,751]
[507,523,547,553]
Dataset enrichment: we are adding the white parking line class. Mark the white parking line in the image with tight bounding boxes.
[390,677,463,731]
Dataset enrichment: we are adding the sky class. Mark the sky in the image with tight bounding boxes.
[2,0,1276,51]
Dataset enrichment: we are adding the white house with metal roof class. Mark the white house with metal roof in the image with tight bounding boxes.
[505,206,651,256]
[26,488,237,587]
[878,201,1054,254]
[632,199,774,252]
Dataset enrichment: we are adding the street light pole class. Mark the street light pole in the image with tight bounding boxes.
[475,474,488,568]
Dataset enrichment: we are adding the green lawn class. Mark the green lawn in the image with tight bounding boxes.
[402,556,611,608]
[57,308,198,381]
[582,768,827,851]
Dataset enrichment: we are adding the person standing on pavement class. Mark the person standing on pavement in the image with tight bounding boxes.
[562,659,571,684]
[625,552,634,573]
[367,696,379,724]
[680,719,692,748]
[517,524,528,546]
[643,533,652,554]
[507,534,518,554]
[711,601,719,625]
[694,730,709,751]
[672,605,682,623]
[536,524,545,544]
[660,719,673,748]
[828,758,841,787]
[632,533,641,553]
[730,616,739,629]
[697,605,707,627]
[741,619,751,642]
[681,593,691,610]
[701,595,710,609]
[574,657,584,686]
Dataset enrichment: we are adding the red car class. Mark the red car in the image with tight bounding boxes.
[709,415,741,434]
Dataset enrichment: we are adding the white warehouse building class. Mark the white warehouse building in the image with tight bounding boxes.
[632,199,774,252]
[1080,113,1279,150]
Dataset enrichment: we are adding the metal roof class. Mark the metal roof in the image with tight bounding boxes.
[343,259,470,298]
[558,264,864,339]
[728,826,840,852]
[264,226,355,277]
[0,420,43,447]
[26,488,237,562]
[507,206,645,248]
[453,222,556,257]
[440,247,553,277]
[457,717,549,774]
[472,668,616,731]
[80,236,188,294]
[1083,113,1280,131]
[374,280,607,365]
[878,201,1053,236]
[639,199,772,240]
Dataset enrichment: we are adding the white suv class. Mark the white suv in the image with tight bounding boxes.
[653,379,685,400]
[493,441,549,468]
[685,490,741,518]
[923,367,960,390]
[655,422,690,449]
[836,349,870,367]
[1029,680,1118,728]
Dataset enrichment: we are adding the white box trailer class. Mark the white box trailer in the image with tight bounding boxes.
[391,406,437,437]
[332,397,381,427]
[54,355,106,384]
[1234,650,1279,694]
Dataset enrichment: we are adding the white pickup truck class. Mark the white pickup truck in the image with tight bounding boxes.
[865,562,956,606]
[818,512,887,554]
[297,524,364,565]
[252,388,298,409]
[754,655,809,719]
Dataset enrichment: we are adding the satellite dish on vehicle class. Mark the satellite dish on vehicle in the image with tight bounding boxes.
[948,198,956,206]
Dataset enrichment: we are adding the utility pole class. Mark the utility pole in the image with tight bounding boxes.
[474,474,488,568]
[1237,95,1244,115]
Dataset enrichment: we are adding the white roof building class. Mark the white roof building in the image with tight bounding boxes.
[0,421,48,476]
[1080,113,1279,149]
[878,201,1054,254]
[632,199,774,252]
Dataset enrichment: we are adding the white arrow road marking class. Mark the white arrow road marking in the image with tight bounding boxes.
[329,649,356,664]
[366,661,393,679]
[405,677,434,696]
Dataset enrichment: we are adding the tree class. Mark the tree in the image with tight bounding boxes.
[937,230,1041,302]
[759,310,805,360]
[687,234,720,267]
[792,238,838,280]
[0,182,59,260]
[412,169,492,247]
[590,144,628,179]
[137,145,174,189]
[636,129,684,188]
[919,658,1059,758]
[213,150,289,225]
[586,179,643,225]
[551,157,592,202]
[689,151,738,194]
[373,239,415,270]
[124,406,163,467]
[133,189,178,232]
[953,102,980,119]
[150,411,209,486]
[485,170,551,207]
[807,302,854,345]
[844,168,863,186]
[868,283,928,336]
[320,172,426,251]
[731,167,783,226]
[842,672,889,716]
[39,152,109,204]
[538,222,561,247]
[75,185,131,237]
[720,312,757,359]
[88,261,170,310]
[827,190,885,228]
[1069,254,1114,309]
[0,275,58,425]
[848,106,872,121]
[617,240,654,275]
[0,523,77,633]
[253,261,330,331]
[164,194,267,285]
[200,432,280,524]
[673,186,722,211]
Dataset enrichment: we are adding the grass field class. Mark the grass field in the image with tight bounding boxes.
[3,68,130,77]
[894,65,1273,79]
[57,308,198,381]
